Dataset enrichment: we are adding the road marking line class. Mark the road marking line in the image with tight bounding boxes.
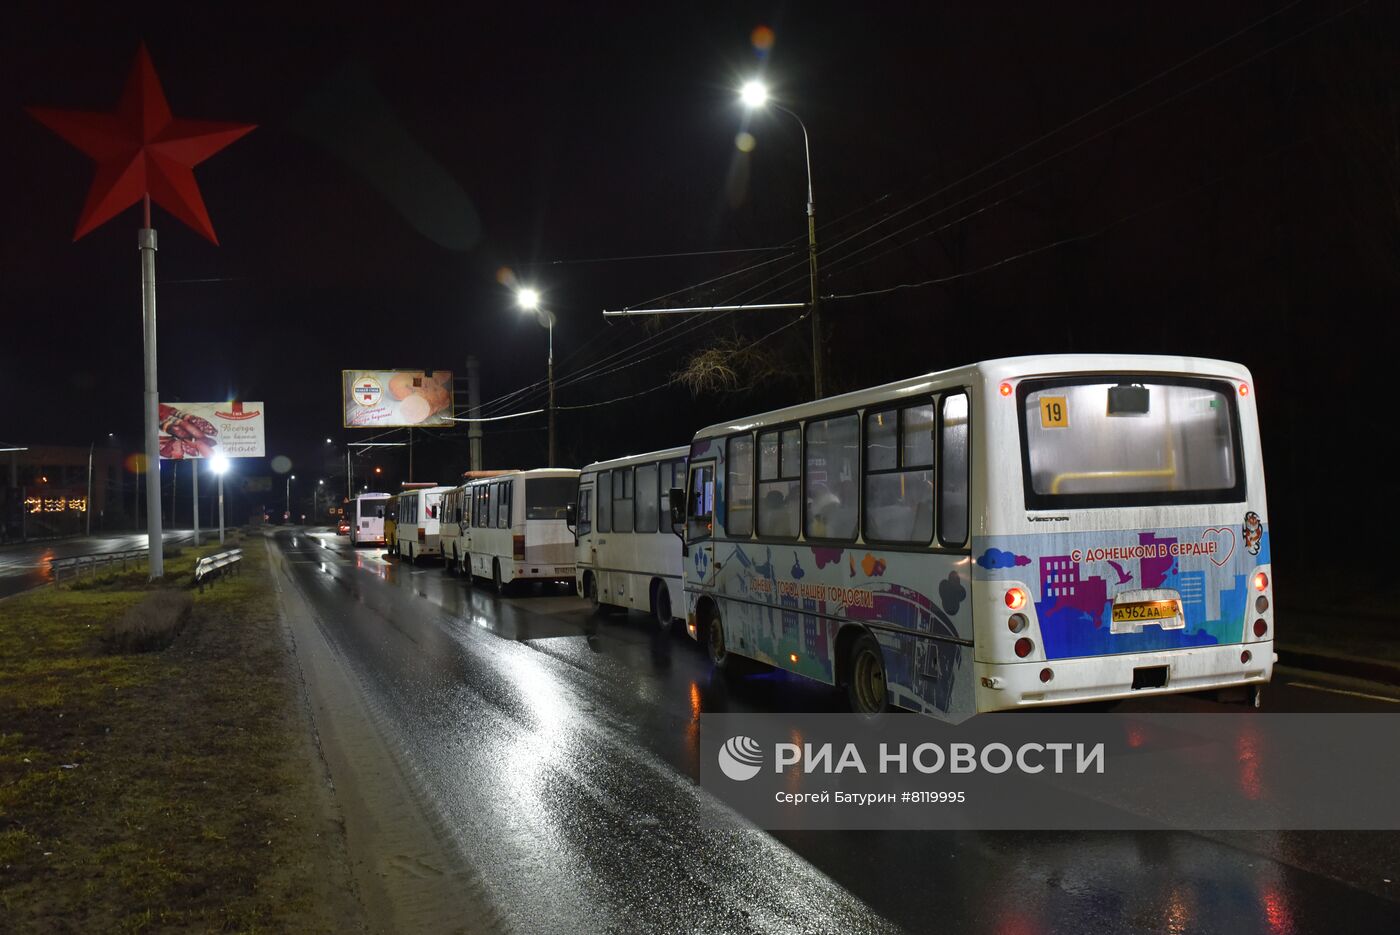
[1290,682,1400,704]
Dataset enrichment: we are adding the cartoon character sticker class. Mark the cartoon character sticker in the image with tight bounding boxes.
[1242,511,1263,556]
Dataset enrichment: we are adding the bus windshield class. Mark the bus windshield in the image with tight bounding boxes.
[526,477,574,520]
[1020,377,1244,509]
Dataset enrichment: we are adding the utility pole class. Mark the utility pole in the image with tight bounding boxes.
[192,460,200,546]
[85,442,93,536]
[467,355,482,472]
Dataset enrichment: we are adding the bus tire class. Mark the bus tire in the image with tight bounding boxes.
[653,581,672,632]
[492,559,507,595]
[584,573,603,614]
[846,632,890,715]
[446,547,458,575]
[705,607,737,676]
[462,553,473,584]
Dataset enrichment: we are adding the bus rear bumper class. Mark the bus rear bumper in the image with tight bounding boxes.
[513,564,575,582]
[975,641,1274,711]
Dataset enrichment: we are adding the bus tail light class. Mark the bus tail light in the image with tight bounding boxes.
[1252,571,1268,592]
[1253,618,1268,638]
[513,535,526,560]
[999,381,1013,397]
[1014,637,1033,658]
[1005,587,1028,610]
[1241,650,1252,664]
[1007,613,1028,633]
[1039,667,1054,683]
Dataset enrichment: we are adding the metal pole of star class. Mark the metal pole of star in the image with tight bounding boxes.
[140,195,164,577]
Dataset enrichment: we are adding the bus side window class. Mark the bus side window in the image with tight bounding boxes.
[499,481,512,528]
[635,462,659,532]
[757,427,800,538]
[939,393,969,546]
[805,415,859,541]
[864,402,935,544]
[726,434,754,537]
[597,471,612,533]
[613,468,634,533]
[687,464,714,541]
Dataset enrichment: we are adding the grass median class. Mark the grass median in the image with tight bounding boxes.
[0,532,351,932]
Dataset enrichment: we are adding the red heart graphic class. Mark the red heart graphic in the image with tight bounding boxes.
[1201,527,1236,567]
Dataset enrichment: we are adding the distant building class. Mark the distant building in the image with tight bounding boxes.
[2,443,132,542]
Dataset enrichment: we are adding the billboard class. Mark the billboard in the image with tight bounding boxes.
[342,370,453,428]
[158,401,266,459]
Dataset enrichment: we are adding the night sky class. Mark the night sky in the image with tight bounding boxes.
[3,1,1395,593]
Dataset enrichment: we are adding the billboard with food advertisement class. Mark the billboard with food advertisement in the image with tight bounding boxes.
[158,401,266,459]
[342,370,453,428]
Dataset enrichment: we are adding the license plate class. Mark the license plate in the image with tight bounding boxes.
[1111,600,1180,623]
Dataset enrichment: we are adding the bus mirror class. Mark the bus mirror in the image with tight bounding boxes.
[565,502,577,531]
[668,487,685,527]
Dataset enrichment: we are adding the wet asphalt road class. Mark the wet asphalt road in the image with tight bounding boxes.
[272,527,1400,934]
[0,529,193,598]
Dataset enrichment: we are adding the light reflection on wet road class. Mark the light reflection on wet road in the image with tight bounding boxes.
[274,528,1400,934]
[0,529,193,597]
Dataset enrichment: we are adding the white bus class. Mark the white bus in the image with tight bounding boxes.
[573,447,688,627]
[390,484,452,563]
[678,354,1273,719]
[441,470,517,576]
[350,492,391,546]
[449,469,579,593]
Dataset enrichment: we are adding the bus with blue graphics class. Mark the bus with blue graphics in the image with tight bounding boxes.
[676,354,1273,718]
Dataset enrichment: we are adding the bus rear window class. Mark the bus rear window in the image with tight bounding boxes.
[526,477,575,520]
[1020,377,1244,509]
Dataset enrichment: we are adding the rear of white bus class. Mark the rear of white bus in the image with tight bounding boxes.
[354,495,389,546]
[510,473,577,585]
[972,358,1273,711]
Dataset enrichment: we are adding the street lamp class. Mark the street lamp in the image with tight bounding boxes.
[516,286,556,465]
[739,78,823,399]
[286,473,295,522]
[210,454,229,544]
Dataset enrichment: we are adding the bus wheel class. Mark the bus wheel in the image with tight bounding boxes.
[492,559,507,595]
[585,574,603,614]
[462,554,473,585]
[706,609,735,674]
[846,633,890,715]
[446,548,457,575]
[653,583,672,632]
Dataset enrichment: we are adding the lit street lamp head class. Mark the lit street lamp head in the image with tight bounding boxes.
[516,287,540,311]
[210,454,230,475]
[739,79,769,109]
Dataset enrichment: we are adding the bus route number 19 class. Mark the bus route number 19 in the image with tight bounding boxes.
[1040,396,1069,429]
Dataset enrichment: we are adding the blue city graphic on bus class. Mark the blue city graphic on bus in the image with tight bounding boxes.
[973,524,1270,660]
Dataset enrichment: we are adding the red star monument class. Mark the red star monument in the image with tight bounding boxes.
[27,43,255,243]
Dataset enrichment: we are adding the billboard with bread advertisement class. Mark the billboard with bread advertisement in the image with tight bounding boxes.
[158,401,266,459]
[342,370,453,428]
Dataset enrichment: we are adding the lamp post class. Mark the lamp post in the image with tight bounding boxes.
[211,454,229,544]
[286,473,295,523]
[740,79,823,400]
[516,287,556,465]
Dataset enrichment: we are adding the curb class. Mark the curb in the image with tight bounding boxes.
[1276,648,1400,687]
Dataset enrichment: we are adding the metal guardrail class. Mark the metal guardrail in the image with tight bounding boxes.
[194,548,243,589]
[49,547,151,581]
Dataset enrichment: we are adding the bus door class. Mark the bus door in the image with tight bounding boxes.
[686,462,716,588]
[576,478,596,570]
